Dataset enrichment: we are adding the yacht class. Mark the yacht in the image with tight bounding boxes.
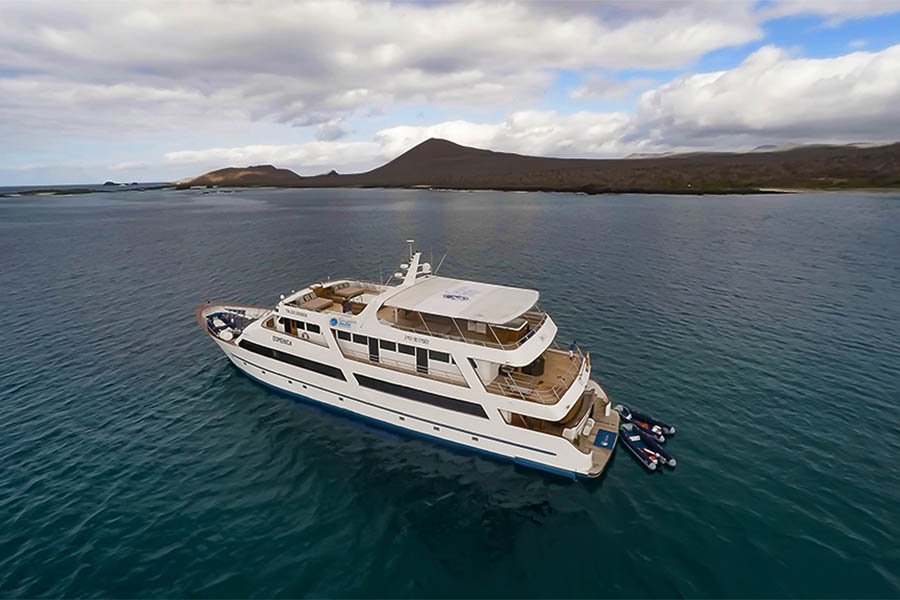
[196,241,620,478]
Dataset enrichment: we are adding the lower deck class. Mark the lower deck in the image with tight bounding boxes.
[578,402,620,476]
[509,384,619,476]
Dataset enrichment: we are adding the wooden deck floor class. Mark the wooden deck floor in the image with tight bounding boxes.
[578,391,620,476]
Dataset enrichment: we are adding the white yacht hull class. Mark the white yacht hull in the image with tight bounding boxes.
[212,337,601,478]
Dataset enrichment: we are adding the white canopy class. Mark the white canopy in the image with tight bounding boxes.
[385,276,539,325]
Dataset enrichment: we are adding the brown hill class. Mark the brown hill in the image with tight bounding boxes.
[181,138,900,193]
[179,164,304,187]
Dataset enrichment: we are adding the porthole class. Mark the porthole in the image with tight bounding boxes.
[433,426,440,431]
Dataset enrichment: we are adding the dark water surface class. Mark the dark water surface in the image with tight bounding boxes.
[1,188,899,598]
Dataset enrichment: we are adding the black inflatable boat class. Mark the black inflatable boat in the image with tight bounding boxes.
[619,423,659,471]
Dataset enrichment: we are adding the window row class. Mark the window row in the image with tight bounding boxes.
[334,330,452,362]
[238,339,345,380]
[354,373,486,418]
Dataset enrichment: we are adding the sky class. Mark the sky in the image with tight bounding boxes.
[2,0,900,185]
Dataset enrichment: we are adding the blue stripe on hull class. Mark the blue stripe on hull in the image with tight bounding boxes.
[231,361,581,480]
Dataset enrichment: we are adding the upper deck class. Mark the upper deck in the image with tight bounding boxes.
[382,276,539,325]
[375,275,547,350]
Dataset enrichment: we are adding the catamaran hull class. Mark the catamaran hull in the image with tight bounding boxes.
[212,338,602,478]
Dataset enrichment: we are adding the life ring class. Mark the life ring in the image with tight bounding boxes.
[301,332,310,341]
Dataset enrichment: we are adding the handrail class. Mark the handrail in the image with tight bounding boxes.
[339,345,468,387]
[486,348,586,404]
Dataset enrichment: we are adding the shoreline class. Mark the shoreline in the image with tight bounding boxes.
[4,183,899,199]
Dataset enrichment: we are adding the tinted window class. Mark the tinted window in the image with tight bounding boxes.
[429,350,451,363]
[295,320,306,330]
[398,344,415,355]
[336,330,351,341]
[354,374,486,418]
[307,323,321,334]
[379,340,397,351]
[352,334,368,345]
[238,339,345,380]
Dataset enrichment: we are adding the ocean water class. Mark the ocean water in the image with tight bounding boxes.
[1,187,898,598]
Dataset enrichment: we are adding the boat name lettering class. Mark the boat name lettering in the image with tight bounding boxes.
[272,335,293,346]
[442,293,469,301]
[283,307,308,318]
[329,317,354,328]
[403,334,430,345]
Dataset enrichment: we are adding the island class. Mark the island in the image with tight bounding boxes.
[177,138,900,194]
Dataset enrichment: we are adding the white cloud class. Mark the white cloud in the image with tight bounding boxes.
[759,0,900,24]
[571,75,656,100]
[631,43,900,146]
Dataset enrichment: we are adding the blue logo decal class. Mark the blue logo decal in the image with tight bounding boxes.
[329,317,338,326]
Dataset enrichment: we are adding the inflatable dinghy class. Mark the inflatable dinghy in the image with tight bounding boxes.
[614,404,675,438]
[619,423,659,471]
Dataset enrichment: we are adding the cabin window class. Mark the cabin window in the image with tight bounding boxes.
[353,374,487,418]
[336,330,351,341]
[398,344,415,355]
[429,350,451,363]
[379,340,396,352]
[352,334,368,345]
[237,339,345,380]
[307,323,321,334]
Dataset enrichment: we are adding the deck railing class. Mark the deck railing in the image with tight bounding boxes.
[339,345,468,387]
[378,308,550,350]
[485,347,586,405]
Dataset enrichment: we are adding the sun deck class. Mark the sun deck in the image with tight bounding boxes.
[286,281,385,315]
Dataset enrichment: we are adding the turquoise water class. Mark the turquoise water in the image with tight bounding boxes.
[1,188,898,597]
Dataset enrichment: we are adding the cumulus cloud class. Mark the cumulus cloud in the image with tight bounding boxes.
[631,43,900,146]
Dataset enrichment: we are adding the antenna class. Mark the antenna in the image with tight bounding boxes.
[406,239,415,261]
[435,252,448,274]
